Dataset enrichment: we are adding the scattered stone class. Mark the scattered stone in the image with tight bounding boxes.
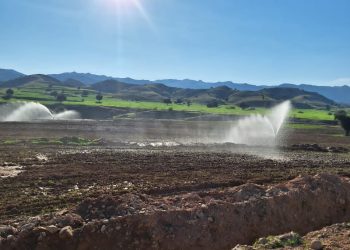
[0,225,16,237]
[310,240,323,250]
[20,223,36,232]
[46,225,59,234]
[59,226,73,240]
[6,234,15,242]
[278,231,299,241]
[101,225,107,233]
[255,237,268,245]
[207,216,214,223]
[232,245,254,250]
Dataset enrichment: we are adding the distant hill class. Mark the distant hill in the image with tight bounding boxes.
[92,80,178,101]
[157,80,350,104]
[2,69,349,104]
[0,69,25,82]
[49,72,112,85]
[156,79,263,91]
[91,80,336,109]
[230,88,336,109]
[62,78,85,88]
[0,74,61,88]
[52,73,350,104]
[0,74,81,89]
[279,83,350,105]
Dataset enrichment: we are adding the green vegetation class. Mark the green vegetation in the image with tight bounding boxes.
[0,82,344,121]
[253,232,303,249]
[2,139,19,145]
[334,110,350,136]
[290,109,335,121]
[286,123,330,130]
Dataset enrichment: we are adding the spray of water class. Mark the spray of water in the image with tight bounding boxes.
[0,102,80,122]
[226,101,291,146]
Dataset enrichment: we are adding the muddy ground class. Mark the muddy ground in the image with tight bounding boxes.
[0,120,350,249]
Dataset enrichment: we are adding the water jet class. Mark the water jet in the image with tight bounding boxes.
[226,101,291,146]
[0,102,80,122]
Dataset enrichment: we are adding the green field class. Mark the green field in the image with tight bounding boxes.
[0,84,344,121]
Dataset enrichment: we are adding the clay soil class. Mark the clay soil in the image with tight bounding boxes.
[0,120,350,249]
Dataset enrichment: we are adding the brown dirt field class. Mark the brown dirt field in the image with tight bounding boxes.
[0,120,350,249]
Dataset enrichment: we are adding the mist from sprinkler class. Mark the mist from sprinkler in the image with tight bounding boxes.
[0,102,80,121]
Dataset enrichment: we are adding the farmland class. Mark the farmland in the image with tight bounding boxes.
[0,83,342,121]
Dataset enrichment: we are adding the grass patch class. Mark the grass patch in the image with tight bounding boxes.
[286,123,329,130]
[253,232,303,249]
[2,139,19,145]
[291,109,335,121]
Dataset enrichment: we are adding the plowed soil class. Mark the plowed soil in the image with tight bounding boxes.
[0,120,349,249]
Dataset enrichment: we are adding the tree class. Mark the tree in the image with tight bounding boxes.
[81,90,89,97]
[50,91,58,97]
[186,100,192,107]
[56,93,67,102]
[46,84,53,92]
[239,102,249,110]
[163,98,172,105]
[96,93,103,103]
[5,88,14,99]
[206,100,219,108]
[175,98,183,104]
[334,110,350,136]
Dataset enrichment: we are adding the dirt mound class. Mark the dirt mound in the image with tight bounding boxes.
[2,174,350,249]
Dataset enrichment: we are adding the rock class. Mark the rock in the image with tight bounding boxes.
[46,225,59,234]
[83,222,96,233]
[57,213,83,228]
[34,226,47,233]
[278,231,299,241]
[57,209,69,216]
[310,240,323,250]
[232,245,253,250]
[59,226,73,240]
[6,234,15,242]
[28,216,41,225]
[0,225,16,237]
[21,223,36,232]
[255,237,268,245]
[101,225,107,233]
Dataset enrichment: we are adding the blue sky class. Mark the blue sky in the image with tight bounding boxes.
[0,0,350,85]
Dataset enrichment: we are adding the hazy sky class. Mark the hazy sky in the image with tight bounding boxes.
[1,0,350,85]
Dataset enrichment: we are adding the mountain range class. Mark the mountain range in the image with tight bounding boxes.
[0,68,349,104]
[90,79,335,109]
[0,73,337,110]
